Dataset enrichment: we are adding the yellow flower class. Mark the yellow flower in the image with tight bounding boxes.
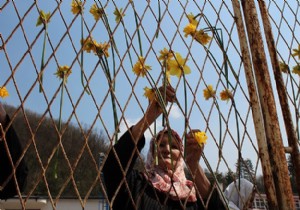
[113,7,125,23]
[55,65,72,82]
[90,4,105,21]
[71,0,83,15]
[220,89,233,101]
[0,87,9,98]
[183,23,197,37]
[194,131,208,147]
[292,44,300,60]
[279,61,289,73]
[81,37,96,53]
[203,85,216,100]
[95,42,110,57]
[168,53,191,78]
[292,64,300,76]
[36,10,51,26]
[187,13,198,26]
[158,48,173,62]
[195,30,212,45]
[132,57,152,77]
[143,87,155,101]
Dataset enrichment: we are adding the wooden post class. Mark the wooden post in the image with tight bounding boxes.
[231,1,278,209]
[241,0,295,209]
[257,0,300,195]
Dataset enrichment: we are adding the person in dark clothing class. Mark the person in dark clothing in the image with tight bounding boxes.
[103,85,227,210]
[0,103,28,199]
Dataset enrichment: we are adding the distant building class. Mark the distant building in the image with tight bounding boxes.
[251,194,300,210]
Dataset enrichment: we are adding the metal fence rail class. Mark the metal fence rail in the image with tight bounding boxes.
[0,1,299,209]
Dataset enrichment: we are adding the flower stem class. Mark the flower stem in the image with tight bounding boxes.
[182,72,188,157]
[80,14,90,95]
[162,61,168,127]
[232,100,241,179]
[130,2,143,56]
[155,0,161,38]
[99,56,119,143]
[39,23,48,93]
[121,20,134,68]
[213,99,223,163]
[54,78,65,179]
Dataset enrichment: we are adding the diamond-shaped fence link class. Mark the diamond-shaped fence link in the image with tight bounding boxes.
[0,0,299,210]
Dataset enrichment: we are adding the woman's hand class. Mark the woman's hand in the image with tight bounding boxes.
[185,130,204,167]
[132,85,176,142]
[146,85,176,120]
[185,129,210,199]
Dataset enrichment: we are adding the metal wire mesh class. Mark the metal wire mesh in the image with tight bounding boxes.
[0,0,299,209]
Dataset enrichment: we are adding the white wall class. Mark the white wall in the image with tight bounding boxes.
[0,198,109,210]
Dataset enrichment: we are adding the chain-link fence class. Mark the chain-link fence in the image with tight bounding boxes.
[0,0,299,209]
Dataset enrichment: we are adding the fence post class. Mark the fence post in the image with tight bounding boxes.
[257,0,300,196]
[231,1,278,209]
[240,0,295,209]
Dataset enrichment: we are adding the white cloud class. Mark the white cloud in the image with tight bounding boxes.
[168,104,182,119]
[118,117,165,157]
[118,117,163,141]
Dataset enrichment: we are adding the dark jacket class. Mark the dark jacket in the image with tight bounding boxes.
[103,128,226,210]
[0,115,28,199]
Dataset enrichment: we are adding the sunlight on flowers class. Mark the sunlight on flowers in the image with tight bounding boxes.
[194,131,208,147]
[292,64,300,76]
[220,89,233,101]
[81,37,96,53]
[183,13,212,46]
[168,53,191,78]
[292,44,300,60]
[279,61,289,73]
[158,48,173,63]
[71,0,83,15]
[143,87,155,101]
[113,7,125,23]
[195,30,212,45]
[132,57,152,77]
[0,87,9,98]
[203,85,216,100]
[55,65,72,82]
[36,10,51,26]
[187,13,199,26]
[95,42,110,57]
[183,23,197,37]
[90,4,105,21]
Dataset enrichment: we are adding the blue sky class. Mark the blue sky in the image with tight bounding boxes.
[1,0,299,175]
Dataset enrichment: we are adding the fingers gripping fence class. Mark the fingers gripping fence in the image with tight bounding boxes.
[0,0,299,210]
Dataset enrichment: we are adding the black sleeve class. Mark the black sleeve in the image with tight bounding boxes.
[198,188,227,210]
[0,115,28,199]
[102,127,145,201]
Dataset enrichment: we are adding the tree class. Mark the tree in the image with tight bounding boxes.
[287,154,297,193]
[4,104,110,196]
[236,158,254,181]
[224,170,236,189]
